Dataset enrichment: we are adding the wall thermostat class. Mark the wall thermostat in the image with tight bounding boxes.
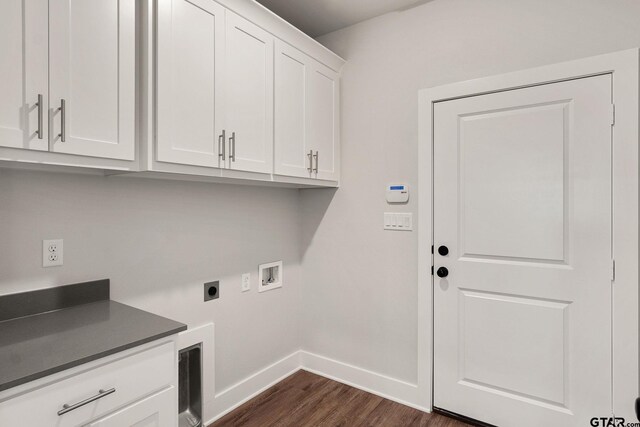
[386,184,409,203]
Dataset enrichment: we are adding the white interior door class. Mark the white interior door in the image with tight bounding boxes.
[224,11,273,174]
[307,60,339,181]
[433,74,613,427]
[86,387,175,427]
[156,0,225,168]
[274,40,312,178]
[0,0,48,151]
[49,0,135,160]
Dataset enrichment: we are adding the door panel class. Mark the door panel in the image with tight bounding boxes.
[274,40,311,178]
[225,12,273,174]
[460,102,566,262]
[156,0,225,168]
[86,387,175,427]
[0,0,48,151]
[433,75,612,427]
[49,0,135,160]
[460,289,568,405]
[307,61,339,181]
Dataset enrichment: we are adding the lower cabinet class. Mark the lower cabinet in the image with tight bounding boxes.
[87,387,175,427]
[0,341,178,427]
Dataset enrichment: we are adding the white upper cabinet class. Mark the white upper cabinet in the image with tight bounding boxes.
[0,0,48,151]
[151,0,342,184]
[307,61,339,181]
[224,12,274,174]
[49,0,136,160]
[274,41,340,181]
[156,0,225,168]
[274,40,311,178]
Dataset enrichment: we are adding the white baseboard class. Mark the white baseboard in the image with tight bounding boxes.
[207,351,301,424]
[299,350,430,413]
[206,349,429,425]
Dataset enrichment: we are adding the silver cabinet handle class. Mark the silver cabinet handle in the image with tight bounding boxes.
[218,130,226,161]
[36,94,43,139]
[313,151,319,173]
[57,388,115,416]
[307,150,313,172]
[58,99,66,142]
[230,131,236,162]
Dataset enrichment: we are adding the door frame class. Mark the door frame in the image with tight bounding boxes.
[417,48,639,419]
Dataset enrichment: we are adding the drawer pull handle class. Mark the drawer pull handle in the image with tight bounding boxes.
[57,387,116,416]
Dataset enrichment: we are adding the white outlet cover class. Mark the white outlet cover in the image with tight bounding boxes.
[241,273,251,292]
[43,239,64,267]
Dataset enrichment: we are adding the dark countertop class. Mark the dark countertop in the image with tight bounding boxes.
[0,299,186,392]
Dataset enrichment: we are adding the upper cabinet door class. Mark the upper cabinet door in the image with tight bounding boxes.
[49,0,135,160]
[224,12,274,174]
[307,60,340,181]
[274,40,311,178]
[0,0,48,151]
[156,0,225,168]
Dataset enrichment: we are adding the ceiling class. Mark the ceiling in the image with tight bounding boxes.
[256,0,430,38]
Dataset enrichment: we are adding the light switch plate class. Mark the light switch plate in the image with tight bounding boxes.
[384,213,413,231]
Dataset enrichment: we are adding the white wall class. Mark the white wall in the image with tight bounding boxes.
[302,0,640,393]
[3,0,640,419]
[0,169,301,396]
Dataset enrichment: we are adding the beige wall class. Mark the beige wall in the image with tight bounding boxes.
[302,0,640,384]
[0,169,301,393]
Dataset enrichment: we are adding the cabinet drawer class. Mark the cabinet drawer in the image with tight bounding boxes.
[0,341,175,426]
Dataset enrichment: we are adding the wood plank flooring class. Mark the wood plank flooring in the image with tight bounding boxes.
[210,370,471,427]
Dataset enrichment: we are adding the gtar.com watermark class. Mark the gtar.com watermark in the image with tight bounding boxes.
[590,417,640,427]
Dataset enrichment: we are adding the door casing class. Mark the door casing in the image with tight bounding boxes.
[418,48,640,420]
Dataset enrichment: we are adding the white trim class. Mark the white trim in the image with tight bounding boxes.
[207,351,301,425]
[210,0,345,72]
[299,351,429,413]
[206,349,436,424]
[418,48,639,419]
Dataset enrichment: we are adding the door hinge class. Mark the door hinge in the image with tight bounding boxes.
[431,265,434,276]
[610,104,616,126]
[611,259,616,282]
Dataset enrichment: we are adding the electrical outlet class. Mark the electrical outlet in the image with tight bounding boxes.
[241,273,251,292]
[43,239,63,267]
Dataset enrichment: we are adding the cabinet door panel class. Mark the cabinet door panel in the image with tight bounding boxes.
[157,0,225,168]
[274,40,311,178]
[49,0,135,160]
[86,387,175,427]
[225,12,273,174]
[0,0,48,151]
[307,61,339,181]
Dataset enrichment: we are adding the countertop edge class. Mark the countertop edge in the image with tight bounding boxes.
[0,324,187,393]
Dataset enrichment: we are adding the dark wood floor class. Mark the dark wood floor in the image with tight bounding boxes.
[210,370,471,427]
